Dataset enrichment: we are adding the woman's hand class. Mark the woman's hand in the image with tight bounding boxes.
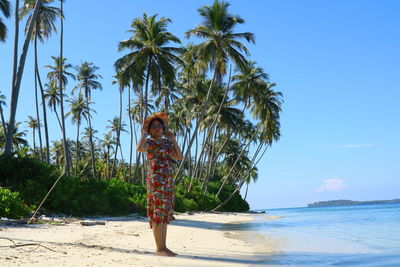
[141,122,148,136]
[165,126,174,139]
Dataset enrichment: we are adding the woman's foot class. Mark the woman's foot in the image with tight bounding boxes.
[156,249,176,257]
[165,248,178,256]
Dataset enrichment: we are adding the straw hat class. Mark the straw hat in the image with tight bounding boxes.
[144,112,169,131]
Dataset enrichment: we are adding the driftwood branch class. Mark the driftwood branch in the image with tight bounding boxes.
[0,237,61,253]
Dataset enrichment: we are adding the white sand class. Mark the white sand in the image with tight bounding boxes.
[0,213,276,267]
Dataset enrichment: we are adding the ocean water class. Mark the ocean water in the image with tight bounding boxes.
[227,204,400,266]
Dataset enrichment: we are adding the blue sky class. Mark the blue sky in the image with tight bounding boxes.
[1,0,399,209]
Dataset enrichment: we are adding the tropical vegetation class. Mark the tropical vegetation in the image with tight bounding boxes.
[0,0,282,218]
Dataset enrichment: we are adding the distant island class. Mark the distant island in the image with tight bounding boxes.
[307,199,400,207]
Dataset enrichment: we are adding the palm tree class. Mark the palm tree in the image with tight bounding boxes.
[74,61,102,179]
[116,13,183,121]
[175,0,255,179]
[232,61,268,114]
[45,55,75,172]
[0,91,7,133]
[81,126,98,177]
[154,84,179,112]
[57,0,69,174]
[0,122,28,151]
[19,0,60,163]
[25,115,40,154]
[5,0,43,155]
[106,116,127,179]
[0,0,11,42]
[43,81,63,129]
[99,132,114,179]
[66,92,91,176]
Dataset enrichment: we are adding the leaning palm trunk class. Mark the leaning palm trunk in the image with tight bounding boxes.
[213,142,268,211]
[202,67,232,184]
[5,0,43,155]
[174,70,217,182]
[215,124,262,197]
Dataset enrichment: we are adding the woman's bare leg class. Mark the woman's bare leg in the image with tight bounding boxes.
[153,223,175,256]
[162,224,177,256]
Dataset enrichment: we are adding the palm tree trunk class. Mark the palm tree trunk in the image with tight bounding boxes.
[11,0,19,97]
[111,90,123,178]
[53,106,62,131]
[106,144,110,178]
[212,178,245,212]
[34,32,43,161]
[203,126,218,193]
[35,39,50,163]
[32,127,36,153]
[128,87,133,182]
[86,97,97,179]
[0,104,6,134]
[75,122,80,177]
[58,0,70,175]
[244,182,249,200]
[144,59,152,120]
[173,69,217,182]
[215,124,261,197]
[5,0,43,155]
[214,143,268,211]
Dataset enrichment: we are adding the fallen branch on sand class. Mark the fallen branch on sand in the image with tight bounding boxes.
[0,237,64,253]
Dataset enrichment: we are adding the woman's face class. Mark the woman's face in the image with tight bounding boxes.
[149,119,164,137]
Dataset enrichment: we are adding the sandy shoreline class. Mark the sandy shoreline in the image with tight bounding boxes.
[0,212,276,267]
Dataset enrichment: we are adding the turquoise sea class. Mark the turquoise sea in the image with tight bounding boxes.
[228,204,400,266]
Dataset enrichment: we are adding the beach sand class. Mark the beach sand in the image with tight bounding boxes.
[0,212,275,267]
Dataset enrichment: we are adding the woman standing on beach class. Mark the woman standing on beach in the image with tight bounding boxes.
[137,112,183,257]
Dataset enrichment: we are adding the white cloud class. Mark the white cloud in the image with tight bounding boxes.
[314,179,345,192]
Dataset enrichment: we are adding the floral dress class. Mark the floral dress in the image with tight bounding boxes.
[145,137,175,228]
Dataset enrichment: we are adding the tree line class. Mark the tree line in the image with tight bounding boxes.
[0,0,283,210]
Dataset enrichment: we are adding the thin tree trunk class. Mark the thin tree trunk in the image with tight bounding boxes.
[106,144,110,178]
[5,0,43,155]
[53,106,62,130]
[203,125,219,193]
[32,127,36,153]
[34,32,43,161]
[144,59,152,120]
[173,69,217,182]
[86,97,96,179]
[111,90,123,178]
[58,0,70,175]
[0,104,6,134]
[11,0,19,98]
[35,41,50,163]
[74,121,80,177]
[213,143,268,211]
[216,124,261,197]
[128,87,133,182]
[244,182,249,200]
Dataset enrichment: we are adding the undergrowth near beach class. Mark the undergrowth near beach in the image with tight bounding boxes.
[0,155,249,218]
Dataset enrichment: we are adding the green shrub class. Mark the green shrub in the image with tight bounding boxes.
[208,181,250,212]
[0,156,249,217]
[0,188,31,219]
